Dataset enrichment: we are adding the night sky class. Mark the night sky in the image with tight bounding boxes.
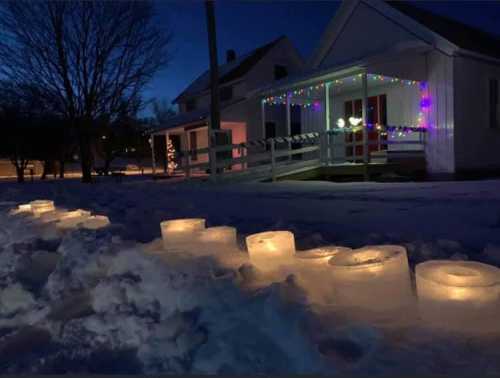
[143,0,500,114]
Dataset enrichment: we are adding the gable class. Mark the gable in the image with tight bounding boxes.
[317,1,425,70]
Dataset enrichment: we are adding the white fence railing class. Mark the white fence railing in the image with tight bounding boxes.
[175,128,426,182]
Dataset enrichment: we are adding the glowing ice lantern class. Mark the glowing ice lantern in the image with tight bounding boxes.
[160,218,206,250]
[416,260,500,333]
[16,204,32,213]
[30,200,55,217]
[245,231,295,272]
[56,209,92,229]
[329,245,413,312]
[296,246,352,270]
[81,215,110,230]
[295,246,352,303]
[40,209,67,223]
[197,226,237,249]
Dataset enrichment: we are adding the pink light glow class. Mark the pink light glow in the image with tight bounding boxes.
[418,81,431,129]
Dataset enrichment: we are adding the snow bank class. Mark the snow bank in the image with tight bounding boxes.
[2,179,500,374]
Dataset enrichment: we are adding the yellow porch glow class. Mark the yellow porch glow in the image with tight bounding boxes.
[416,260,500,333]
[160,218,206,250]
[30,200,55,217]
[329,245,413,312]
[245,231,295,272]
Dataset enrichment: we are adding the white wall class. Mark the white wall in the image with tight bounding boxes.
[453,56,500,171]
[318,2,420,70]
[425,50,455,173]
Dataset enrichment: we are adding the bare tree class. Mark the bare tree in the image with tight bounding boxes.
[0,82,48,182]
[0,0,171,182]
[152,98,176,126]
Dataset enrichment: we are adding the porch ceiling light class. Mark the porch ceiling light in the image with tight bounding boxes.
[160,218,206,250]
[348,117,362,126]
[329,245,414,312]
[416,260,500,333]
[246,231,295,272]
[30,200,55,217]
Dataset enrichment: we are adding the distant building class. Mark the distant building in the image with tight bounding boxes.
[148,36,304,173]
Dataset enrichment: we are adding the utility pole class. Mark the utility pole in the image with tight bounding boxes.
[205,0,220,133]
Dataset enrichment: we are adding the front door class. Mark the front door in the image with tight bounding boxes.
[344,94,387,161]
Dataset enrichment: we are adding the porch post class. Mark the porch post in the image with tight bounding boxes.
[261,99,266,139]
[325,82,331,131]
[150,134,156,175]
[361,72,369,180]
[165,131,170,174]
[362,72,369,164]
[325,82,331,164]
[286,93,291,160]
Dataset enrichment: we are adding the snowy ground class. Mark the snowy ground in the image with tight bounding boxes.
[1,176,500,374]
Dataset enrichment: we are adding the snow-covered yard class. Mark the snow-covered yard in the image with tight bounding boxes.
[1,176,500,374]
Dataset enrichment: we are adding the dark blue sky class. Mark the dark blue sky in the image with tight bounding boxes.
[143,1,500,113]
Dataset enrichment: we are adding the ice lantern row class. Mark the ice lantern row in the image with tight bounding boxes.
[30,200,55,217]
[416,260,500,333]
[245,231,296,272]
[160,218,206,249]
[197,226,237,249]
[328,245,414,312]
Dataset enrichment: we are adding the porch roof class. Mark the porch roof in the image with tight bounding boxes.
[148,97,247,135]
[254,44,428,99]
[255,63,365,98]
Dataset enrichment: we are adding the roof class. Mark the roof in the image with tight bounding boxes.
[387,1,500,59]
[173,36,286,103]
[148,97,247,134]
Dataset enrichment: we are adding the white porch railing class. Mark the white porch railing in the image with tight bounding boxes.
[175,128,426,182]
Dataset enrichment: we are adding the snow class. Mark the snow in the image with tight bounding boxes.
[1,176,500,373]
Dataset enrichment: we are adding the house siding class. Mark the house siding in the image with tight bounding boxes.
[425,50,455,173]
[318,2,421,70]
[453,56,500,171]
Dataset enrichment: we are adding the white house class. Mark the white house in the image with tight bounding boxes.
[149,36,304,173]
[257,0,500,175]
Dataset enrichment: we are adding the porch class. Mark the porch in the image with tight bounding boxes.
[150,64,429,182]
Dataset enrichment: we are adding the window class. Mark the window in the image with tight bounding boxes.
[189,131,197,161]
[490,78,499,129]
[274,65,288,80]
[186,99,196,112]
[219,86,233,102]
